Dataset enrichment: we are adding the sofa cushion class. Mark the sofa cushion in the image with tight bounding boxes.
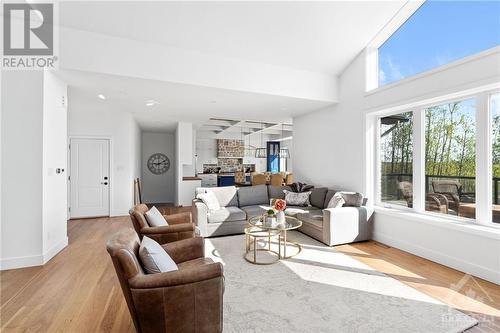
[139,236,178,274]
[240,205,266,219]
[326,193,346,208]
[338,191,364,207]
[285,206,320,217]
[145,206,168,227]
[207,206,246,223]
[196,191,221,211]
[196,186,238,207]
[297,211,323,230]
[268,185,292,200]
[237,184,269,207]
[310,187,328,208]
[323,189,339,208]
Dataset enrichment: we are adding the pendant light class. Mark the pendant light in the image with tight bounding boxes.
[279,123,290,158]
[255,122,267,158]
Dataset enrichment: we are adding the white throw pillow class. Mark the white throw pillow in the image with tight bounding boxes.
[197,191,221,211]
[145,206,168,227]
[327,193,346,208]
[283,190,311,207]
[139,236,178,274]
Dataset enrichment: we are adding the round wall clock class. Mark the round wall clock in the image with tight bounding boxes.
[147,153,170,175]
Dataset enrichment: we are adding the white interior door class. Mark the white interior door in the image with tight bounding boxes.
[70,138,110,218]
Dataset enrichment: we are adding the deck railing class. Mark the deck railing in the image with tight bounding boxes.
[381,173,500,204]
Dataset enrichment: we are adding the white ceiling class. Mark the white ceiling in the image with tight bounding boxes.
[59,1,406,75]
[57,1,408,131]
[58,70,330,131]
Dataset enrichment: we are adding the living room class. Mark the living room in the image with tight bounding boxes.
[1,1,499,332]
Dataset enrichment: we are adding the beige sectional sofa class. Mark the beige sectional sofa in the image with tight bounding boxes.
[192,184,374,246]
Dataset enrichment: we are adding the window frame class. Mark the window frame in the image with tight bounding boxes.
[372,87,500,227]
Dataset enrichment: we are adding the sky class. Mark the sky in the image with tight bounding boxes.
[379,0,500,86]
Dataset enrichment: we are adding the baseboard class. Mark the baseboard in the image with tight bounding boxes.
[43,237,68,264]
[0,237,68,271]
[373,232,500,285]
[0,254,43,270]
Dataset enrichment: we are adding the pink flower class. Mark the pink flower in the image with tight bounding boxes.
[274,199,286,211]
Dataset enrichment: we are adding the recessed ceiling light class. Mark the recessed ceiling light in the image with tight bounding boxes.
[145,99,159,107]
[210,100,217,103]
[97,94,106,100]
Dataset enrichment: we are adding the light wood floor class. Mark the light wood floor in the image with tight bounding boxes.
[1,213,499,332]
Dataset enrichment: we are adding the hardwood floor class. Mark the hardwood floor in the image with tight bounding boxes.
[1,212,499,332]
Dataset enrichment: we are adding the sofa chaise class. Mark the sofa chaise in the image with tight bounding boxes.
[192,185,373,246]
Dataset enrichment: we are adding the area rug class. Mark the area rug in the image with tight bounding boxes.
[205,231,478,333]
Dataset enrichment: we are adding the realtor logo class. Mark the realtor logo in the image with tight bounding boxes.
[3,3,53,56]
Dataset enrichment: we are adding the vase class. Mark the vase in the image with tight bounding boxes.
[265,215,276,227]
[276,211,285,225]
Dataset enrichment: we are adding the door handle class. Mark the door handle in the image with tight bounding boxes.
[101,182,108,185]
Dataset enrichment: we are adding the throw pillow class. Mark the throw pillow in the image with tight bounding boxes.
[145,206,168,227]
[139,236,178,274]
[326,193,346,208]
[284,190,311,207]
[339,191,364,207]
[197,191,221,211]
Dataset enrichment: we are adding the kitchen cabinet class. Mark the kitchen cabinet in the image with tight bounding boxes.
[217,175,235,187]
[198,174,217,187]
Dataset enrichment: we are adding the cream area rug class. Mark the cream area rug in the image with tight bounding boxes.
[205,231,477,333]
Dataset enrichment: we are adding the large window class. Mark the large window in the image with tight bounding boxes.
[380,112,413,207]
[492,93,500,223]
[425,99,476,218]
[376,91,500,226]
[378,1,500,86]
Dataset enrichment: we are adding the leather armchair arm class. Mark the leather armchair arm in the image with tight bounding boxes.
[129,262,223,289]
[162,212,191,225]
[161,237,204,263]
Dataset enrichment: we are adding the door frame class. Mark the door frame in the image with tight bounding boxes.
[68,136,113,219]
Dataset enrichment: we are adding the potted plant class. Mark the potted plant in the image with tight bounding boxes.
[273,199,287,225]
[265,209,277,226]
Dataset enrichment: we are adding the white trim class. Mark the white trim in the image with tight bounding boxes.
[373,230,500,285]
[375,207,500,239]
[43,237,68,264]
[413,109,425,212]
[68,136,113,218]
[0,254,43,270]
[476,93,493,225]
[370,46,500,93]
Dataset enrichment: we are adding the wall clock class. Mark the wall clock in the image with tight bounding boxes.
[147,153,170,175]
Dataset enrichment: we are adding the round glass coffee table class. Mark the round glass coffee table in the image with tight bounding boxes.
[245,215,302,264]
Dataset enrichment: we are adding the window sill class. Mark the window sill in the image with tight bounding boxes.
[374,206,500,240]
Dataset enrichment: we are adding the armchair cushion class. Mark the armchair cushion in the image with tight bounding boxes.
[139,236,178,274]
[145,206,168,227]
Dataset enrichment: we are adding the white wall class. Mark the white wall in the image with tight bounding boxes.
[1,71,68,270]
[1,71,44,269]
[42,71,69,257]
[293,47,500,284]
[141,132,175,203]
[68,90,141,215]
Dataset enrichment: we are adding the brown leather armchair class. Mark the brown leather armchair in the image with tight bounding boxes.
[107,229,224,333]
[129,204,196,244]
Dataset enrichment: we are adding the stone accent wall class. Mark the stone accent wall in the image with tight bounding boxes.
[217,139,244,158]
[217,158,242,172]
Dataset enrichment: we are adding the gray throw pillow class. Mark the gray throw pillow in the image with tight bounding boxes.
[338,191,364,207]
[145,206,168,227]
[139,236,178,274]
[284,190,311,207]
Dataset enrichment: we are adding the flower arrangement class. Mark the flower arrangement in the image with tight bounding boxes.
[273,199,286,212]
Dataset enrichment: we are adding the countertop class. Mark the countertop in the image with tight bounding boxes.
[182,176,202,181]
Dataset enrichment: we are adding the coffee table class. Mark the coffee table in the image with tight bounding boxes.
[245,215,302,264]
